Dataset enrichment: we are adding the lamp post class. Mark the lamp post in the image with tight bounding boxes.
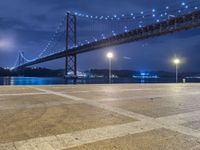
[107,52,113,83]
[173,58,180,83]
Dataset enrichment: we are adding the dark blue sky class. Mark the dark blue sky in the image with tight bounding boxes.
[0,0,200,72]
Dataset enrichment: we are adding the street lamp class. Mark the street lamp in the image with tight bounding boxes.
[107,52,113,83]
[173,58,180,83]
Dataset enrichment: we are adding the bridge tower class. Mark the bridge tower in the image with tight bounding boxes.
[65,13,77,78]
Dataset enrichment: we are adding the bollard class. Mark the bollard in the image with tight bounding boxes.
[183,78,186,83]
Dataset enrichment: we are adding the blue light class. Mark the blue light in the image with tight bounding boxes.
[140,73,146,76]
[140,11,144,15]
[152,9,156,12]
[181,2,185,6]
[94,38,97,42]
[124,26,128,32]
[185,5,188,9]
[112,31,116,36]
[166,6,169,9]
[101,34,106,39]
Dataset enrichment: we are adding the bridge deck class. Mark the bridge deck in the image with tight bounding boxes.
[18,10,200,69]
[1,84,200,149]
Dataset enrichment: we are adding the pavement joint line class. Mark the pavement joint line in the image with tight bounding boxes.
[31,87,87,101]
[31,86,152,121]
[0,92,48,97]
[41,87,200,95]
[2,109,200,150]
[6,121,160,150]
[2,86,199,149]
[98,92,200,102]
[59,88,162,94]
[155,120,200,138]
[32,86,200,138]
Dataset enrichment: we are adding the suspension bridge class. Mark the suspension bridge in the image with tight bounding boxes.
[12,0,200,78]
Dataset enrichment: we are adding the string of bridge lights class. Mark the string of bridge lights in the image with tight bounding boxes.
[11,56,20,69]
[11,51,31,68]
[20,51,36,62]
[38,12,67,58]
[74,0,200,46]
[70,1,200,22]
[12,0,200,68]
[35,0,200,59]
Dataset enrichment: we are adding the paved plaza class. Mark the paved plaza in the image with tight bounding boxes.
[1,84,200,149]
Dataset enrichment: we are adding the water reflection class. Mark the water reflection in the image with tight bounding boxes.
[0,77,199,85]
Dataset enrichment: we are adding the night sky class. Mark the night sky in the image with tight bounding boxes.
[0,0,200,72]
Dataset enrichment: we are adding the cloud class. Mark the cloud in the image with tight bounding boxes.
[123,56,132,60]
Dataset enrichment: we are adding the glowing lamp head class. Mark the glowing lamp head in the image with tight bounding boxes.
[107,52,113,59]
[174,58,180,64]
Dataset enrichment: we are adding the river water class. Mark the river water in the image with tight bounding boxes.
[0,77,199,85]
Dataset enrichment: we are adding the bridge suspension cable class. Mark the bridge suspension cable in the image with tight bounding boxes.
[12,0,200,70]
[65,0,200,47]
[72,0,200,21]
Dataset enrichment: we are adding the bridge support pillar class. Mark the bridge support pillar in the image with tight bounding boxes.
[65,54,77,78]
[64,12,77,78]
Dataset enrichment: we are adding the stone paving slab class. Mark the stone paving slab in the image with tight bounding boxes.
[0,86,41,94]
[67,128,200,150]
[182,121,200,131]
[0,94,78,110]
[102,95,200,118]
[0,103,134,143]
[40,84,186,93]
[0,84,200,150]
